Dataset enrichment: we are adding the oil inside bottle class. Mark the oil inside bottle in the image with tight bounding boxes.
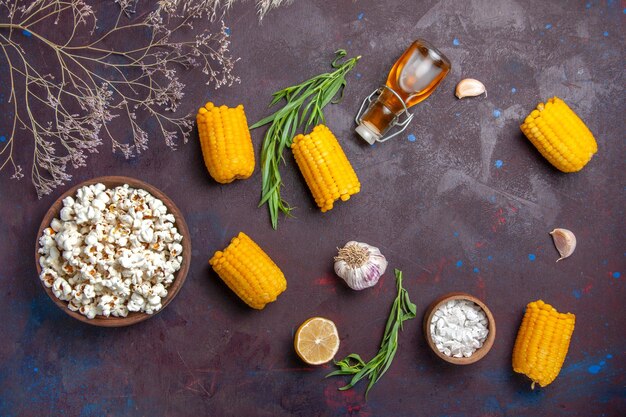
[356,39,451,144]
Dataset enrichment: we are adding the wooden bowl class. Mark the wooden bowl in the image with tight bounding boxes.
[35,176,191,327]
[423,292,496,365]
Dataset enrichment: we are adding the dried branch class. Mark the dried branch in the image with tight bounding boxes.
[0,0,240,197]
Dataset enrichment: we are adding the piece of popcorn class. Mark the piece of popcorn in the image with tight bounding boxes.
[92,198,106,212]
[79,303,97,319]
[168,243,183,257]
[163,274,175,285]
[139,222,154,243]
[147,294,161,306]
[59,206,74,221]
[142,300,161,314]
[52,278,72,301]
[127,293,145,312]
[152,283,168,297]
[113,304,129,317]
[62,196,75,207]
[40,268,58,288]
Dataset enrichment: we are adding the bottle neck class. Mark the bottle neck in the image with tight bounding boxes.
[379,87,407,114]
[359,88,405,138]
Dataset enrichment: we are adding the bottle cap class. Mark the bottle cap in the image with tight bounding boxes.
[355,123,380,145]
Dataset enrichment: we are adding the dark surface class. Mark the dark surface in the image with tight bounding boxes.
[1,1,624,416]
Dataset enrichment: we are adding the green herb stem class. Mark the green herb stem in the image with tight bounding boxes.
[326,269,417,398]
[250,50,360,229]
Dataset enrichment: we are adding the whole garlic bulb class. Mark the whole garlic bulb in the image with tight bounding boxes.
[334,241,388,290]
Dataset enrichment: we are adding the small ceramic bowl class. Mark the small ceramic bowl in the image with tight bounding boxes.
[35,176,191,327]
[423,292,496,365]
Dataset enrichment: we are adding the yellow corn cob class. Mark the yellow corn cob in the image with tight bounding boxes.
[520,97,597,172]
[512,300,576,388]
[291,125,360,212]
[196,102,255,183]
[209,232,286,309]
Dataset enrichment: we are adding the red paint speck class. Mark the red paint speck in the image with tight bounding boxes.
[315,275,336,286]
[432,258,448,283]
[323,382,370,416]
[491,208,507,232]
[476,276,486,299]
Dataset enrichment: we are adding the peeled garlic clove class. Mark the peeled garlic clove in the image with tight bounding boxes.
[455,78,486,99]
[550,228,576,262]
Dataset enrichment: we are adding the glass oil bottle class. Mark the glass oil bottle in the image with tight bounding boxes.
[355,39,451,144]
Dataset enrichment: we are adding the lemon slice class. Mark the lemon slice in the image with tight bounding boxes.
[294,317,340,365]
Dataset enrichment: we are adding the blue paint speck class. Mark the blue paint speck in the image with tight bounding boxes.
[0,135,6,142]
[357,12,364,20]
[487,255,493,261]
[603,31,609,37]
[612,271,621,279]
[33,367,38,373]
[572,289,582,299]
[473,267,479,273]
[511,87,517,93]
[456,260,463,268]
[453,38,460,46]
[528,253,536,261]
[495,160,503,169]
[454,112,461,117]
[453,231,459,237]
[22,29,32,37]
[623,8,626,14]
[545,23,552,29]
[483,396,502,412]
[493,109,501,118]
[356,73,362,79]
[586,2,592,9]
[347,40,352,46]
[489,195,496,203]
[224,27,231,36]
[607,354,613,359]
[407,134,416,142]
[588,365,602,374]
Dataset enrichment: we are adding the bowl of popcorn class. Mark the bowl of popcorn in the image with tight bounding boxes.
[35,176,191,327]
[423,292,496,365]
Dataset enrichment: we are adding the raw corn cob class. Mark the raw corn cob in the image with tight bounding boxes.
[291,125,360,212]
[197,102,255,183]
[209,232,286,309]
[512,300,576,388]
[520,97,597,172]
